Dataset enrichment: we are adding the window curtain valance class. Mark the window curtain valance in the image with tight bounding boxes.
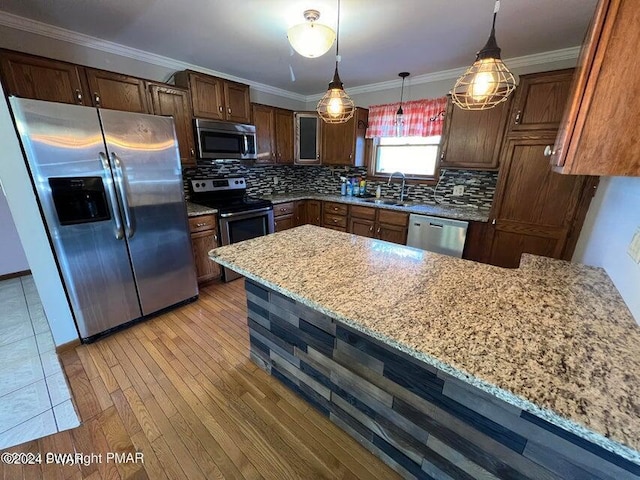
[365,97,447,138]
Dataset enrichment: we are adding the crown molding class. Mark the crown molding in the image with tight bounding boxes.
[0,11,307,103]
[305,46,581,102]
[0,11,579,105]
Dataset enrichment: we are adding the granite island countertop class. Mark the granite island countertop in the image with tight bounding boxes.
[209,225,640,465]
[261,192,491,222]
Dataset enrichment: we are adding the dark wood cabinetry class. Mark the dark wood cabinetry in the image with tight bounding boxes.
[251,104,294,164]
[322,201,348,231]
[321,108,368,166]
[349,205,408,245]
[0,50,87,105]
[306,200,322,226]
[295,201,307,226]
[148,83,196,165]
[507,69,574,133]
[552,0,640,176]
[440,95,511,170]
[188,215,221,283]
[274,108,294,164]
[295,112,321,165]
[84,68,150,113]
[175,70,250,124]
[274,202,295,232]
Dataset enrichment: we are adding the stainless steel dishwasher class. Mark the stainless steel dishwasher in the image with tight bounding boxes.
[406,214,469,258]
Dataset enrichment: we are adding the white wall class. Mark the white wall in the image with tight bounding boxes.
[573,177,640,323]
[0,84,78,345]
[0,186,29,276]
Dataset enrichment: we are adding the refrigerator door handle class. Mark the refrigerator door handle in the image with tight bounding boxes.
[99,152,124,240]
[110,152,136,239]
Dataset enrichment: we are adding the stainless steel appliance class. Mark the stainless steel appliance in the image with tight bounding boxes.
[10,97,198,341]
[194,119,257,161]
[406,214,469,258]
[189,177,274,281]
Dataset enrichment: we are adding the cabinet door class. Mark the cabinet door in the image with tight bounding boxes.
[224,81,251,123]
[275,108,294,164]
[461,221,490,263]
[295,201,307,226]
[350,217,375,238]
[0,50,87,105]
[307,200,322,226]
[275,215,295,232]
[149,83,196,166]
[440,95,511,170]
[377,223,408,245]
[489,134,592,268]
[84,68,149,113]
[251,104,275,163]
[190,230,221,283]
[185,73,225,120]
[295,112,321,164]
[322,115,355,165]
[508,70,574,133]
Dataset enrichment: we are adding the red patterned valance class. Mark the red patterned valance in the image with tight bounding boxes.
[365,97,447,138]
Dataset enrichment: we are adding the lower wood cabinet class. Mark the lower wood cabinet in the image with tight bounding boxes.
[322,201,348,231]
[307,200,322,226]
[188,215,221,283]
[295,201,307,226]
[348,205,409,245]
[274,201,295,232]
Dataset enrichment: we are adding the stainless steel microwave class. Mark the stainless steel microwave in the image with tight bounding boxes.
[194,118,257,161]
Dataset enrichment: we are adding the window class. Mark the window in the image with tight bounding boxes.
[373,135,441,179]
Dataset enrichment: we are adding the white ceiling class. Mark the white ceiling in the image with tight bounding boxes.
[0,0,598,96]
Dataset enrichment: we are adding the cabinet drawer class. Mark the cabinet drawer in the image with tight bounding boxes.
[189,214,217,233]
[323,213,348,228]
[324,201,348,216]
[377,209,408,227]
[274,202,295,217]
[350,205,376,220]
[324,225,347,233]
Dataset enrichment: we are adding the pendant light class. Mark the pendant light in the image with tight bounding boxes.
[287,10,336,58]
[395,72,410,136]
[317,0,355,124]
[451,0,516,110]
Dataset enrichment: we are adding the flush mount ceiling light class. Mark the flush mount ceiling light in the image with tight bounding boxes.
[287,9,336,58]
[395,72,410,136]
[317,0,355,124]
[451,0,516,110]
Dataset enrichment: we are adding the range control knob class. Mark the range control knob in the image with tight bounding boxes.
[235,180,239,184]
[195,182,200,188]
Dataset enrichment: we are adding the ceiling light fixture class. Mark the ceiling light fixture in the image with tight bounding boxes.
[287,10,336,58]
[317,0,355,124]
[451,0,516,110]
[395,72,410,136]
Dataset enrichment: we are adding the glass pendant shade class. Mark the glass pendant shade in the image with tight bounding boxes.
[395,72,410,136]
[317,66,355,123]
[287,10,336,58]
[451,1,516,110]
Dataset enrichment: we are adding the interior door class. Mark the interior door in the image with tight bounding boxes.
[9,97,142,338]
[489,134,589,268]
[99,109,198,315]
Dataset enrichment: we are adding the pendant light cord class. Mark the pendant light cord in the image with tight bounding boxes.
[335,0,341,67]
[491,1,500,34]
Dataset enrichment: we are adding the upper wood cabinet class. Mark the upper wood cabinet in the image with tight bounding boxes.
[507,69,574,133]
[0,50,87,105]
[439,95,511,170]
[295,112,321,164]
[251,103,275,163]
[274,108,294,164]
[175,70,251,124]
[551,0,640,176]
[321,107,368,166]
[84,68,150,113]
[148,83,196,166]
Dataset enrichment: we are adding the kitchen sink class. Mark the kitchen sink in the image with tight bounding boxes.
[362,198,414,207]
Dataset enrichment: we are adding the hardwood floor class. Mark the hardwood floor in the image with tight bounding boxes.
[0,279,401,479]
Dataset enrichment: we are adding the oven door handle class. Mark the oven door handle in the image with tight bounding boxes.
[219,206,273,218]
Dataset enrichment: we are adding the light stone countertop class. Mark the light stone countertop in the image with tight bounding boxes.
[209,224,640,464]
[261,192,491,222]
[187,202,217,217]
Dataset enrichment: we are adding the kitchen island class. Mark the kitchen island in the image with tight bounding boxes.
[209,225,640,480]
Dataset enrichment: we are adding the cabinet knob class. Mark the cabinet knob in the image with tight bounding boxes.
[491,219,497,225]
[219,106,224,113]
[228,107,232,114]
[333,207,338,211]
[440,152,445,161]
[190,148,195,157]
[214,234,218,242]
[75,89,83,104]
[514,110,522,125]
[543,145,555,157]
[369,226,373,232]
[196,222,209,227]
[376,227,381,234]
[333,219,338,223]
[93,92,101,106]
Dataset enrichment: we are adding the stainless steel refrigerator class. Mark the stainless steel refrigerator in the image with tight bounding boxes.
[10,97,198,341]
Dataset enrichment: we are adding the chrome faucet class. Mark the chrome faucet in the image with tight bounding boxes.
[387,171,406,202]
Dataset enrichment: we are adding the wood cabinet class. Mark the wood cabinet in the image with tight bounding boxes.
[274,201,295,232]
[349,205,409,245]
[274,108,294,164]
[321,108,368,166]
[188,215,221,283]
[0,50,87,105]
[439,95,511,170]
[462,221,490,263]
[175,70,250,123]
[84,68,150,113]
[322,201,348,231]
[551,0,640,176]
[506,69,574,133]
[295,112,321,164]
[295,201,307,226]
[148,83,196,165]
[306,200,322,226]
[251,103,275,163]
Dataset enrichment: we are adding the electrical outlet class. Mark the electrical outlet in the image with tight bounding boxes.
[273,176,279,185]
[628,227,640,264]
[452,185,465,196]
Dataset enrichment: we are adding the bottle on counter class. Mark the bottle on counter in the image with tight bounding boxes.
[353,177,360,196]
[346,180,353,196]
[360,179,367,195]
[376,185,381,199]
[340,177,347,195]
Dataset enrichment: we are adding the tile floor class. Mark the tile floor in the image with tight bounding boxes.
[0,275,79,449]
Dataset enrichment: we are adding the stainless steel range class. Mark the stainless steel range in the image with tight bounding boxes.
[189,177,274,281]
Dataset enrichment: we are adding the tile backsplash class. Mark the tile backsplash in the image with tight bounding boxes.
[183,162,497,209]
